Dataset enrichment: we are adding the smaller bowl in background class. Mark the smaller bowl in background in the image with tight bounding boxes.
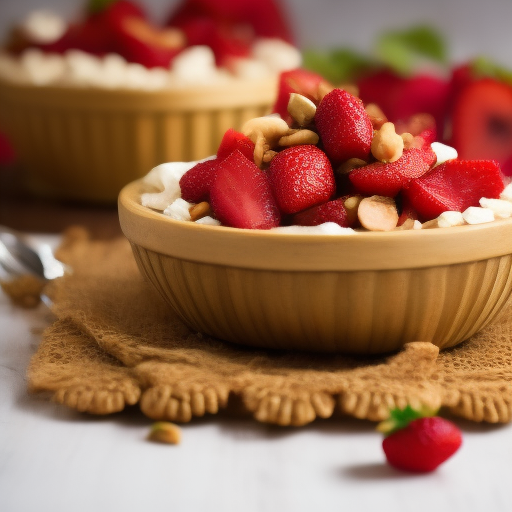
[119,178,512,355]
[0,76,276,203]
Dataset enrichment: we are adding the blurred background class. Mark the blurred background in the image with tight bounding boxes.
[1,0,512,66]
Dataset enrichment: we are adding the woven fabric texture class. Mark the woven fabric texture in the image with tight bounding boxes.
[27,228,512,426]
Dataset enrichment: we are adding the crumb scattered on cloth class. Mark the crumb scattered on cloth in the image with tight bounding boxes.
[27,227,512,425]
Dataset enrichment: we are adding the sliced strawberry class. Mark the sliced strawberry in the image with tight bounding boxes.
[292,199,350,228]
[271,69,329,125]
[109,17,185,68]
[349,148,437,197]
[450,78,512,170]
[315,88,373,165]
[357,69,449,138]
[396,194,419,226]
[209,150,280,229]
[268,145,335,214]
[403,159,504,221]
[217,128,255,162]
[179,158,219,203]
[166,0,295,44]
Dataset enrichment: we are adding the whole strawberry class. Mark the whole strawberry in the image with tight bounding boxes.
[378,406,463,473]
[268,145,335,214]
[315,88,373,164]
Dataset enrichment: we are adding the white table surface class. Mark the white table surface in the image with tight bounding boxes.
[1,236,511,512]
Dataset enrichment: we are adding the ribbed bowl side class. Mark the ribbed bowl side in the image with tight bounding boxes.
[0,89,272,203]
[130,244,512,354]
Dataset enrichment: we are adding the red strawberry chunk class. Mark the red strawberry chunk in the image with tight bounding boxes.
[268,145,335,214]
[349,148,437,197]
[179,158,219,203]
[271,69,327,125]
[450,78,512,169]
[217,128,255,162]
[210,150,280,229]
[292,199,350,228]
[383,417,462,473]
[315,89,373,164]
[403,159,504,221]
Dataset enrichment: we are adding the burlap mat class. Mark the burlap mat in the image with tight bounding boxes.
[26,227,512,426]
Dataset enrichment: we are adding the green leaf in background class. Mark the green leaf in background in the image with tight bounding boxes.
[471,56,512,86]
[375,25,447,76]
[87,0,117,14]
[302,48,378,85]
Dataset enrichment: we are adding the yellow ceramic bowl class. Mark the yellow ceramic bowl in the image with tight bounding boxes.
[0,77,276,203]
[119,179,512,354]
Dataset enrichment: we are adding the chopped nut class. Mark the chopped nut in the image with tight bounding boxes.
[421,219,439,229]
[316,81,336,101]
[241,115,290,167]
[287,93,317,127]
[189,201,212,221]
[365,103,387,130]
[148,422,182,445]
[401,132,415,149]
[262,149,278,163]
[336,158,367,175]
[357,195,398,231]
[343,195,364,226]
[339,83,359,97]
[371,122,404,163]
[278,129,319,147]
[402,113,436,136]
[394,218,416,230]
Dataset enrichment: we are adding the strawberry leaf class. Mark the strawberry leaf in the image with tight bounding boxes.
[302,48,378,84]
[470,56,512,87]
[375,25,447,76]
[87,0,118,13]
[377,405,438,435]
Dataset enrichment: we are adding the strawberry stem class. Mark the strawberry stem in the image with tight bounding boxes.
[377,405,439,435]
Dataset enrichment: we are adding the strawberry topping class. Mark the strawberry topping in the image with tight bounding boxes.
[315,89,373,164]
[349,148,437,197]
[292,198,350,227]
[403,159,504,221]
[268,145,336,214]
[210,150,280,229]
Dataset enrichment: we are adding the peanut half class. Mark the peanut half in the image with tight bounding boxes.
[357,195,399,231]
[147,422,182,445]
[287,93,317,127]
[371,122,404,163]
[241,115,290,167]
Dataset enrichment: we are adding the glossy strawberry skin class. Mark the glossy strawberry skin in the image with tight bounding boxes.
[217,128,255,162]
[315,89,373,165]
[179,158,219,203]
[449,78,512,169]
[268,145,335,214]
[349,148,437,197]
[210,150,280,229]
[292,198,350,227]
[402,159,504,221]
[383,416,462,472]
